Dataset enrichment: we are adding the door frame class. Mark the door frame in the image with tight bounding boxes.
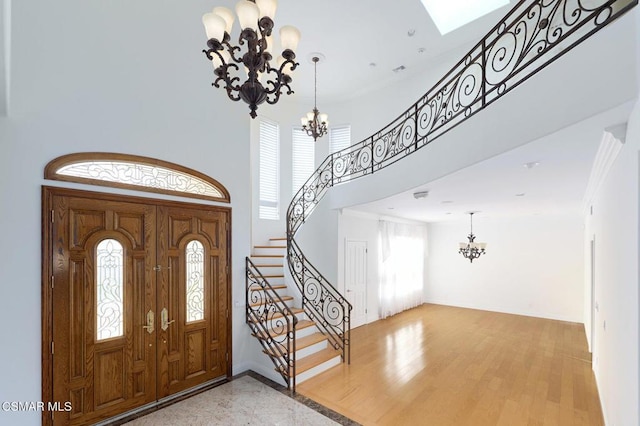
[344,239,368,328]
[41,186,233,425]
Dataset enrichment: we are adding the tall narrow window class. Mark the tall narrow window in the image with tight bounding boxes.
[292,127,315,196]
[259,120,280,220]
[330,125,351,154]
[331,125,352,183]
[186,240,205,322]
[96,239,124,340]
[378,221,426,319]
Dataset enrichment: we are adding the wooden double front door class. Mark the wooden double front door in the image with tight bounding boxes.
[44,188,231,425]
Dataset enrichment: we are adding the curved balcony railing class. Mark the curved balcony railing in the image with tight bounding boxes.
[286,0,636,366]
[246,257,297,390]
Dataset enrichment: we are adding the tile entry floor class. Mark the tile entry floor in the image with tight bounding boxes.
[123,374,353,426]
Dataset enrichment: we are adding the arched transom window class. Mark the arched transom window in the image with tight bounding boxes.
[45,152,230,203]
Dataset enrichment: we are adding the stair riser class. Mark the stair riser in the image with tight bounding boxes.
[253,247,286,257]
[267,339,329,360]
[296,340,328,359]
[295,325,319,339]
[259,277,285,286]
[294,356,342,385]
[251,265,284,273]
[268,239,287,247]
[249,299,295,309]
[249,256,284,266]
[259,311,307,324]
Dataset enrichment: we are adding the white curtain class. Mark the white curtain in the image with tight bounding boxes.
[378,220,427,319]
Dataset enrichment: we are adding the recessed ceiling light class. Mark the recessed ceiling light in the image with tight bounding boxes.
[523,161,540,169]
[441,200,453,204]
[388,207,395,210]
[369,62,377,68]
[445,212,452,215]
[392,65,406,73]
[516,193,526,197]
[420,0,509,35]
[413,190,429,199]
[418,47,426,53]
[407,29,416,37]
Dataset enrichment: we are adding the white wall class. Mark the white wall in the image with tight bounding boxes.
[584,97,640,426]
[0,0,9,116]
[426,214,584,322]
[292,13,638,320]
[337,209,429,325]
[325,12,638,212]
[0,1,258,424]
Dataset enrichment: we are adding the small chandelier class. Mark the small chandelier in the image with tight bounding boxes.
[458,212,487,263]
[202,0,301,119]
[301,56,328,141]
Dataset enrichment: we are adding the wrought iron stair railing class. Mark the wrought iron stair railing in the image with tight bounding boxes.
[245,257,297,391]
[286,0,636,367]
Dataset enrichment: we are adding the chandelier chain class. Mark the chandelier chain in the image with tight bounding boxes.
[301,55,328,141]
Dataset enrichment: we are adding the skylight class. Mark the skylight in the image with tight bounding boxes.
[420,0,510,35]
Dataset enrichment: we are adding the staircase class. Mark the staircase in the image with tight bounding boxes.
[246,237,341,391]
[246,0,638,394]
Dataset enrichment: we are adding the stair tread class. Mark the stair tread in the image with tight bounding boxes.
[296,332,328,349]
[295,348,341,375]
[249,295,293,307]
[263,332,328,356]
[270,238,287,241]
[255,245,287,249]
[248,307,303,322]
[262,274,285,278]
[252,264,284,268]
[249,284,287,291]
[295,319,316,330]
[251,254,285,258]
[253,319,316,341]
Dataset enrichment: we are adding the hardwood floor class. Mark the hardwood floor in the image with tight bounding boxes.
[297,304,603,426]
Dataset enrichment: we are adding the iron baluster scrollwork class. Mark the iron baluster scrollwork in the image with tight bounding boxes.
[286,0,635,370]
[286,239,351,361]
[245,257,297,391]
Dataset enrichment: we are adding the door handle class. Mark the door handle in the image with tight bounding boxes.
[142,310,155,334]
[161,308,175,331]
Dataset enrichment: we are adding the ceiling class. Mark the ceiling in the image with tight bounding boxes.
[270,0,516,102]
[267,0,633,224]
[344,101,633,223]
[4,1,636,223]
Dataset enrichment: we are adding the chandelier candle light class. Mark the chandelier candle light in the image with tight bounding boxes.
[301,56,328,141]
[458,212,487,263]
[202,0,301,118]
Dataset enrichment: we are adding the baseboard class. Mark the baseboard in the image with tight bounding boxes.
[423,299,583,323]
[593,369,608,425]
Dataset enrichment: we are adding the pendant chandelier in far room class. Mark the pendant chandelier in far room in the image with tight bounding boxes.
[458,212,487,263]
[301,55,328,141]
[201,0,301,118]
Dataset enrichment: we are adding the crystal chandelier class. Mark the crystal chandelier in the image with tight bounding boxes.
[202,0,301,118]
[301,56,328,141]
[458,212,487,263]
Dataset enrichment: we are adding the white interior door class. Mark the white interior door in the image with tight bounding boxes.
[345,240,367,328]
